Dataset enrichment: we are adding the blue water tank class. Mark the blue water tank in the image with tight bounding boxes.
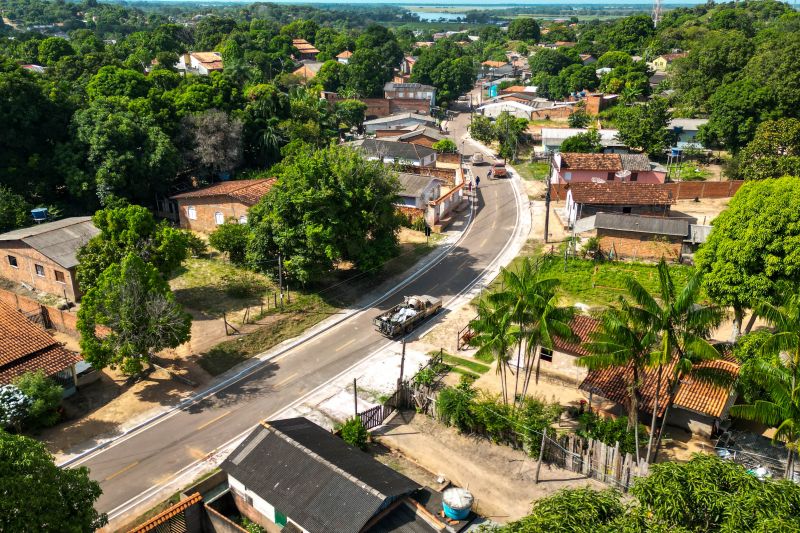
[31,208,48,222]
[442,487,473,521]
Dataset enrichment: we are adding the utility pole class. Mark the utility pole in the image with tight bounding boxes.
[278,252,284,311]
[398,338,406,391]
[353,378,358,416]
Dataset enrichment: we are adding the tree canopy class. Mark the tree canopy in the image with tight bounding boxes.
[0,431,107,532]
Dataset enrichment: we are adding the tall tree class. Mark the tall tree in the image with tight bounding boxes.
[469,298,520,405]
[180,109,243,178]
[734,118,800,180]
[615,97,675,156]
[695,177,800,339]
[247,145,401,283]
[731,292,800,478]
[77,204,189,292]
[0,431,107,532]
[578,304,659,461]
[78,253,191,375]
[507,17,541,42]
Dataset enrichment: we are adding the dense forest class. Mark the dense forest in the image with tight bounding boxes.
[0,0,797,226]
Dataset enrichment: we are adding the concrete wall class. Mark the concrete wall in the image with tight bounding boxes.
[530,106,574,120]
[667,408,715,438]
[176,196,251,233]
[0,242,80,302]
[0,288,109,338]
[536,346,588,386]
[597,229,683,262]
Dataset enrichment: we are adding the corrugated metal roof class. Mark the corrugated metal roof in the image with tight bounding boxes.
[619,154,652,172]
[594,213,689,237]
[222,418,419,533]
[364,113,436,126]
[397,173,440,199]
[0,217,99,269]
[350,139,436,161]
[686,224,712,244]
[542,128,621,147]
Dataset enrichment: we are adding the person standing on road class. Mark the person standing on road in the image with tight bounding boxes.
[475,176,481,189]
[487,169,492,180]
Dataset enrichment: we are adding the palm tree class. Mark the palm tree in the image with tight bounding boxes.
[730,293,800,478]
[490,258,573,409]
[257,119,284,164]
[623,260,724,462]
[578,304,659,462]
[469,298,519,405]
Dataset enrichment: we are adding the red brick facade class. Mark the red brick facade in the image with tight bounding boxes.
[0,242,80,302]
[175,196,251,233]
[597,229,683,262]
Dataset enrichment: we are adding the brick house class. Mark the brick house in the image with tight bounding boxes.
[0,217,99,303]
[363,112,437,133]
[171,179,276,233]
[0,299,82,394]
[383,82,436,106]
[551,153,667,184]
[375,124,446,148]
[593,213,690,262]
[534,315,598,386]
[564,181,675,227]
[581,355,739,437]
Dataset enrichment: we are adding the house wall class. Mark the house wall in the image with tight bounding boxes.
[530,106,574,120]
[666,408,715,438]
[385,88,435,105]
[435,153,461,169]
[481,104,532,120]
[536,346,588,386]
[555,168,666,184]
[228,476,299,532]
[0,241,80,302]
[176,196,251,233]
[597,229,683,262]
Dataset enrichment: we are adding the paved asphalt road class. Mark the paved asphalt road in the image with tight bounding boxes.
[74,109,522,526]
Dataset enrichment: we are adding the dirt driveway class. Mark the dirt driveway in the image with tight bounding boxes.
[375,411,604,523]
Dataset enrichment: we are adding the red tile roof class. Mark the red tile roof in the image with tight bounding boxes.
[553,315,599,357]
[128,493,203,532]
[0,300,81,385]
[482,60,507,68]
[337,50,353,59]
[171,179,276,206]
[560,153,623,171]
[580,357,738,419]
[567,182,674,206]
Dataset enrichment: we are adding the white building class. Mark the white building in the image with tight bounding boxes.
[176,52,223,75]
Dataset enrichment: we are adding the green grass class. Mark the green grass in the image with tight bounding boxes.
[516,161,551,181]
[667,162,711,181]
[198,298,337,375]
[443,354,491,374]
[484,243,698,309]
[450,367,481,381]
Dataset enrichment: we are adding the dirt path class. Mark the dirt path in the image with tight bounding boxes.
[375,411,604,523]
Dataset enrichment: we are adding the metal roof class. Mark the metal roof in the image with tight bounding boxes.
[222,418,419,533]
[364,113,436,126]
[0,217,99,269]
[669,118,708,131]
[541,128,623,147]
[384,82,436,92]
[594,213,689,236]
[396,173,441,198]
[350,139,436,161]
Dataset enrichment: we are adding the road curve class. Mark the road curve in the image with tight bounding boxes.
[75,121,522,526]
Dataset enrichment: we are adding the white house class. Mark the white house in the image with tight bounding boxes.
[363,112,437,133]
[477,100,537,120]
[348,139,437,167]
[176,52,224,75]
[541,128,628,154]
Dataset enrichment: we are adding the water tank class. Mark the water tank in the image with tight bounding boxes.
[442,487,473,520]
[31,208,48,222]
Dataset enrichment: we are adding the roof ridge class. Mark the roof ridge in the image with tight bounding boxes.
[265,422,390,501]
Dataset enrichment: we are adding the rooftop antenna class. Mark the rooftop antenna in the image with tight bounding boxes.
[652,0,662,27]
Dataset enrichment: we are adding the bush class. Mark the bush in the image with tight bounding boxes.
[339,416,368,450]
[576,411,646,456]
[414,367,437,387]
[437,381,475,432]
[209,220,249,264]
[411,216,427,232]
[432,139,457,153]
[185,231,209,257]
[0,384,31,431]
[14,371,62,429]
[220,271,268,299]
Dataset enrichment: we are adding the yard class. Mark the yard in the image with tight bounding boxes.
[515,160,551,182]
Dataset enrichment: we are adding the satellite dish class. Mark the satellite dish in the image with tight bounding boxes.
[615,170,631,181]
[591,177,606,183]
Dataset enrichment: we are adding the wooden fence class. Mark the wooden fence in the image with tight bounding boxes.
[540,433,649,491]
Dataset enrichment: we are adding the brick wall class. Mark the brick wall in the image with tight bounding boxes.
[0,287,109,337]
[397,205,425,222]
[176,196,251,233]
[375,129,412,138]
[361,98,392,118]
[0,242,80,302]
[388,98,431,115]
[400,165,456,186]
[598,229,683,262]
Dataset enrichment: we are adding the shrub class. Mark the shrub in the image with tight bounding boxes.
[339,416,368,450]
[220,271,267,299]
[432,139,457,153]
[209,220,249,264]
[0,385,31,431]
[437,381,475,432]
[411,216,427,232]
[414,367,437,387]
[576,411,646,456]
[185,231,209,257]
[14,371,62,429]
[470,391,516,443]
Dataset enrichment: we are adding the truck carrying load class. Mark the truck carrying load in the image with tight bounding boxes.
[373,295,442,337]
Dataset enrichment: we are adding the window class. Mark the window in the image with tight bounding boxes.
[215,212,224,225]
[607,172,615,181]
[7,255,18,268]
[54,270,66,284]
[630,172,638,182]
[35,264,45,277]
[187,206,197,220]
[540,347,554,363]
[238,215,248,224]
[622,207,632,214]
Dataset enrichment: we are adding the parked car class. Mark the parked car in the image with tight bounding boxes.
[472,152,484,164]
[491,159,508,178]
